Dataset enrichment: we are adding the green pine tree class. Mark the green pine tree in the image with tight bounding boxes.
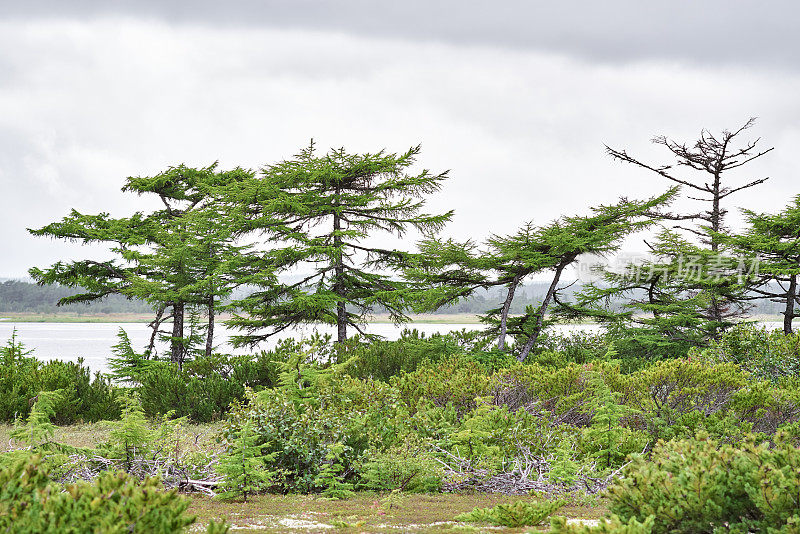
[29,163,251,364]
[725,195,800,334]
[108,393,151,471]
[216,420,275,502]
[569,120,774,353]
[225,142,452,345]
[11,390,63,449]
[582,367,636,471]
[408,192,673,360]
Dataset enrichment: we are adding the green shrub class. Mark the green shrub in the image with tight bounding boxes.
[40,359,121,424]
[537,331,614,364]
[221,349,397,494]
[548,515,655,533]
[0,454,227,534]
[392,354,492,416]
[695,324,800,382]
[0,332,120,424]
[336,329,467,380]
[455,500,564,527]
[137,339,303,422]
[492,362,598,425]
[357,441,442,493]
[626,359,754,445]
[606,433,800,533]
[139,362,242,422]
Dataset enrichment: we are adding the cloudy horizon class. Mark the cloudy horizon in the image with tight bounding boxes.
[2,1,798,279]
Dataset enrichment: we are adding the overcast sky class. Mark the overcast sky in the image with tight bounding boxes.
[1,1,798,278]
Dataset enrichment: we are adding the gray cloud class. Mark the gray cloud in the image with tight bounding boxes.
[2,1,797,69]
[0,12,798,279]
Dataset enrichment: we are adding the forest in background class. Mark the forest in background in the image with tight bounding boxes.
[0,278,787,317]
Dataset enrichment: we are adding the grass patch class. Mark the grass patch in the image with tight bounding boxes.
[187,493,607,533]
[0,422,225,453]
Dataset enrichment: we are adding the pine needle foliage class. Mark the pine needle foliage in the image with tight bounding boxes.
[225,142,452,345]
[108,392,151,470]
[0,454,229,534]
[725,194,800,334]
[582,361,638,471]
[314,442,355,499]
[28,163,252,364]
[216,420,275,502]
[568,121,774,353]
[548,514,655,533]
[11,390,63,448]
[455,499,565,527]
[409,191,675,360]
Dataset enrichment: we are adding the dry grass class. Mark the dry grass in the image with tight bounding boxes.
[187,493,607,533]
[0,421,225,453]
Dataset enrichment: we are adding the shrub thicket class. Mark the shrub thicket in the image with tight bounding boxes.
[605,433,800,533]
[0,454,228,533]
[0,332,120,424]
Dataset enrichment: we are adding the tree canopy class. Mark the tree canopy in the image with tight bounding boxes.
[225,142,452,345]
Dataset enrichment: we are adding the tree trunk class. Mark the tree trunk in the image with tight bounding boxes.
[205,296,215,358]
[785,275,797,335]
[147,305,165,358]
[333,205,347,343]
[171,301,185,366]
[710,173,721,252]
[708,173,724,329]
[497,274,521,351]
[518,261,569,362]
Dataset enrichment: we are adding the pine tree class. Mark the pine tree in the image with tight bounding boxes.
[108,393,151,471]
[11,390,63,449]
[725,195,800,334]
[576,120,774,349]
[226,142,452,345]
[29,163,250,364]
[581,363,636,471]
[216,420,275,502]
[561,227,751,355]
[408,192,673,361]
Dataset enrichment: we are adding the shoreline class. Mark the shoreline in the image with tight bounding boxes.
[0,312,487,325]
[0,312,789,326]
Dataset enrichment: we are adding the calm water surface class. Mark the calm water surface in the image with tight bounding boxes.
[0,321,781,375]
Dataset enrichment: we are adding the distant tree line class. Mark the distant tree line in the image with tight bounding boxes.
[0,280,151,314]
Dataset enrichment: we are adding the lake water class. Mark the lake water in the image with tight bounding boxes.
[0,320,783,375]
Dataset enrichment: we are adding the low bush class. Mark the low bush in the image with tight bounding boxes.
[137,339,302,422]
[392,354,492,416]
[356,441,443,493]
[606,433,800,533]
[335,329,468,380]
[548,515,655,533]
[0,454,227,533]
[139,362,245,422]
[695,323,800,382]
[0,332,120,424]
[455,500,565,527]
[221,350,407,494]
